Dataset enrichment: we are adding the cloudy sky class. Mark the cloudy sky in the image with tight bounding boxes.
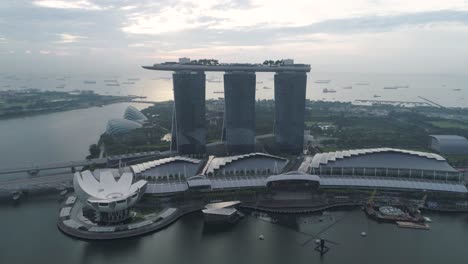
[1,0,468,74]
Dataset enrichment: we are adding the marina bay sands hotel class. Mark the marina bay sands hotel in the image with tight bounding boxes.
[143,58,311,155]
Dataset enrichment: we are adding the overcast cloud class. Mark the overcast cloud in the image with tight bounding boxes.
[1,0,468,74]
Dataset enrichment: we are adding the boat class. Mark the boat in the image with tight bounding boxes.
[365,203,424,224]
[355,82,370,85]
[84,81,96,84]
[104,79,118,83]
[128,78,140,81]
[343,86,352,89]
[315,80,331,84]
[213,91,224,94]
[256,81,263,84]
[262,86,272,90]
[453,88,461,91]
[383,86,398,89]
[373,95,381,98]
[12,191,22,201]
[122,82,135,85]
[323,88,336,93]
[207,79,222,83]
[106,83,120,87]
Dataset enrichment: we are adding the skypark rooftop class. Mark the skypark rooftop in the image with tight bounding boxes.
[142,59,311,73]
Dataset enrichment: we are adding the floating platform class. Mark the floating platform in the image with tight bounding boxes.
[396,221,430,230]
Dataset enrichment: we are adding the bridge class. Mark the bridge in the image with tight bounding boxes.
[0,150,176,175]
[0,150,177,193]
[0,173,73,193]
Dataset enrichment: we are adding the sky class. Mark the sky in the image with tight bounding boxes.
[1,0,468,74]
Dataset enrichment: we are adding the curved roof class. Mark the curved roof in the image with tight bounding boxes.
[429,135,468,154]
[106,118,142,136]
[131,156,201,174]
[73,170,147,212]
[301,148,455,172]
[124,106,147,123]
[204,152,288,175]
[266,171,321,185]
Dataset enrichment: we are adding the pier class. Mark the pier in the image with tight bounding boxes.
[354,99,432,107]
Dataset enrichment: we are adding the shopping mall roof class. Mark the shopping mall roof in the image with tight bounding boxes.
[203,152,288,175]
[300,148,456,172]
[131,156,201,174]
[266,171,321,185]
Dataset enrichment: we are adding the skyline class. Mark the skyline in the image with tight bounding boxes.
[1,0,468,74]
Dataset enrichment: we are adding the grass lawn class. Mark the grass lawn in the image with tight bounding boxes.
[429,120,468,130]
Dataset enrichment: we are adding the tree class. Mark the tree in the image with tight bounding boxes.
[86,144,100,160]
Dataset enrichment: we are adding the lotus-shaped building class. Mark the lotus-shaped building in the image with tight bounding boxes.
[73,170,147,223]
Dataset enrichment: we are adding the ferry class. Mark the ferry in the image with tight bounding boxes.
[315,80,331,84]
[343,86,352,89]
[323,88,336,93]
[263,86,272,90]
[453,88,461,91]
[373,95,381,98]
[84,81,96,84]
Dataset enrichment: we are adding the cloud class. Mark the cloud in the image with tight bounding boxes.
[56,33,87,43]
[32,0,105,10]
[39,50,51,54]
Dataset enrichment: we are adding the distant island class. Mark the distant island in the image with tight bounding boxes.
[0,89,142,119]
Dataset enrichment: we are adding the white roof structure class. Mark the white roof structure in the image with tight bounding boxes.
[204,201,241,210]
[300,148,453,172]
[203,152,288,175]
[73,170,147,213]
[130,156,201,174]
[266,171,321,186]
[202,208,237,216]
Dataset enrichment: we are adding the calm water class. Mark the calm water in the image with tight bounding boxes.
[1,72,468,263]
[0,196,467,263]
[0,103,149,181]
[2,72,468,107]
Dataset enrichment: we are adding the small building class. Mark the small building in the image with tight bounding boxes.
[202,201,241,224]
[429,135,468,154]
[178,57,191,64]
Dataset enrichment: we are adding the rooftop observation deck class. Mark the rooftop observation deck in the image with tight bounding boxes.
[142,63,311,73]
